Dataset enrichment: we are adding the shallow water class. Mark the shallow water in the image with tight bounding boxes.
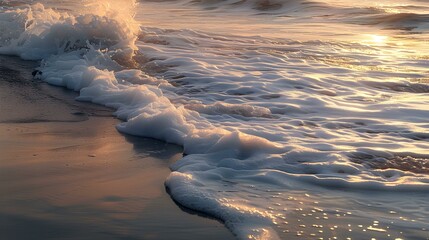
[0,0,428,239]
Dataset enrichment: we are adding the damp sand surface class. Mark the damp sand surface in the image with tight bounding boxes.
[0,56,234,240]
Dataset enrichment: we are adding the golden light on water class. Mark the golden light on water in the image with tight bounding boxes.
[367,34,388,45]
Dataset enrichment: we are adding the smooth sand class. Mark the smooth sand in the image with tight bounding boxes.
[0,56,234,240]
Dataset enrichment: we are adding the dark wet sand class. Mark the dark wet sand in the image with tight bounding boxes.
[0,56,234,240]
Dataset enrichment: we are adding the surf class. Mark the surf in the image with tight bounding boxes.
[1,0,428,239]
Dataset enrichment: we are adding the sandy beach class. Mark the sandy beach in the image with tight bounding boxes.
[1,0,428,238]
[0,56,234,240]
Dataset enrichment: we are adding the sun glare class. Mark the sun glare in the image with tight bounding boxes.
[370,34,388,44]
[361,34,389,45]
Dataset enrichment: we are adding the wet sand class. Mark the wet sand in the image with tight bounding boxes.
[0,56,234,240]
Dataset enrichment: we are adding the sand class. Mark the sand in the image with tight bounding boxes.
[0,56,234,240]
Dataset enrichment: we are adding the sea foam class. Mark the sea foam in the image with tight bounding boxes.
[1,1,429,239]
[0,2,284,238]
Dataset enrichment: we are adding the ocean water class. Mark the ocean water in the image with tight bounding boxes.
[1,0,428,239]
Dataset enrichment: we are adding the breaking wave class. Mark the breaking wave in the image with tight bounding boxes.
[1,0,428,239]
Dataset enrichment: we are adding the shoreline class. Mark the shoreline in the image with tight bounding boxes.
[0,56,234,239]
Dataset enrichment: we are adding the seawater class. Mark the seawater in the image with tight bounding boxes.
[0,0,428,239]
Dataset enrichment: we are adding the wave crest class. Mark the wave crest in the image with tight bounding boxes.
[0,1,138,64]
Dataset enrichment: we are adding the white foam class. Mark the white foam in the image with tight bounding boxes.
[1,1,429,239]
